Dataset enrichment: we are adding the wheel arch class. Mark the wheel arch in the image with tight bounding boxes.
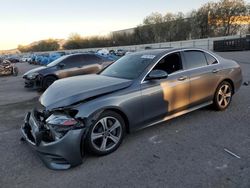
[103,108,130,134]
[43,74,59,80]
[41,74,59,90]
[221,78,235,94]
[85,107,130,134]
[42,74,58,84]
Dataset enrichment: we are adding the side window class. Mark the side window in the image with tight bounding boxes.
[63,55,82,68]
[153,52,183,74]
[79,54,102,66]
[184,51,208,69]
[204,53,218,65]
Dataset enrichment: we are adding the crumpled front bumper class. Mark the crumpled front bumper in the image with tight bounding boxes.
[23,76,42,89]
[21,111,86,170]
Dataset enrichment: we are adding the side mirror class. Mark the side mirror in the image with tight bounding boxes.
[58,63,65,69]
[147,69,168,80]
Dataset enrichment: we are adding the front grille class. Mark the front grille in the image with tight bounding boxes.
[23,123,36,144]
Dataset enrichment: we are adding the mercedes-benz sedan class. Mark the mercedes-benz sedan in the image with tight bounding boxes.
[23,53,113,90]
[21,48,242,170]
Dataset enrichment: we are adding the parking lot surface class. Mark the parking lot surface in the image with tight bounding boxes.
[0,52,250,188]
[0,63,40,106]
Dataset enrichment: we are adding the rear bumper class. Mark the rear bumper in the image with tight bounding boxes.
[21,111,86,170]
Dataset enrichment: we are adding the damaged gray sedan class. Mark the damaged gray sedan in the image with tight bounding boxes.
[21,48,242,170]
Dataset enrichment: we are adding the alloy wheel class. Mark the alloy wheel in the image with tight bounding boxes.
[91,116,122,152]
[217,84,232,108]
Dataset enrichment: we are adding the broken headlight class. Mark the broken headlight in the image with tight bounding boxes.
[27,72,39,80]
[46,114,84,140]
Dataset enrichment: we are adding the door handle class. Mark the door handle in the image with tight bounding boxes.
[212,69,219,73]
[178,76,187,81]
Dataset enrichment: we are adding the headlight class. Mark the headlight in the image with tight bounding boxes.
[46,114,78,126]
[27,72,39,79]
[46,114,84,140]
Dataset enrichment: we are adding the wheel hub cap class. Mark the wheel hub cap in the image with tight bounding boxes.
[91,116,122,152]
[217,84,232,108]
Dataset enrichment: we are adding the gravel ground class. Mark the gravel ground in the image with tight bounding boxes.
[0,52,249,188]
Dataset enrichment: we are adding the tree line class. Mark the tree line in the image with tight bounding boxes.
[18,0,250,52]
[18,39,60,52]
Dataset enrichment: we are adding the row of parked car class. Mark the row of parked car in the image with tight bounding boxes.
[0,48,129,78]
[21,48,133,89]
[23,52,123,90]
[21,48,128,66]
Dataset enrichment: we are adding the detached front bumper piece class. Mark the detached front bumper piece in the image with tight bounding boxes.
[21,110,86,170]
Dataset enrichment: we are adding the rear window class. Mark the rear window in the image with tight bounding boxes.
[184,51,208,69]
[63,55,82,67]
[80,54,103,64]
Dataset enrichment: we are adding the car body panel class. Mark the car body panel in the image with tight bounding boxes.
[140,71,190,128]
[186,65,222,106]
[40,74,133,110]
[21,111,86,169]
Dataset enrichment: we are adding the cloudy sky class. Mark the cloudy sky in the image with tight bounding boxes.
[0,0,249,50]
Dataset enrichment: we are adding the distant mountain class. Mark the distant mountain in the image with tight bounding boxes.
[0,39,66,55]
[0,49,20,55]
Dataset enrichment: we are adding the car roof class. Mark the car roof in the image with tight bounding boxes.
[133,47,210,56]
[66,52,94,57]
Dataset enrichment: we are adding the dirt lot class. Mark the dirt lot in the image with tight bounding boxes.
[0,52,249,188]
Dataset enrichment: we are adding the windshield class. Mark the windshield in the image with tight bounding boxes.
[46,55,68,67]
[100,54,155,79]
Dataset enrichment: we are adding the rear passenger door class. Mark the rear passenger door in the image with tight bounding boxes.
[182,50,221,107]
[78,54,103,75]
[56,55,83,78]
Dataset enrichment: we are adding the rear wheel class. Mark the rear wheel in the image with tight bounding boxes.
[213,81,233,111]
[86,111,125,155]
[42,76,57,90]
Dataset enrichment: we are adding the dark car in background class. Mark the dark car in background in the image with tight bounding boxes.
[115,49,127,56]
[21,48,242,170]
[23,53,113,90]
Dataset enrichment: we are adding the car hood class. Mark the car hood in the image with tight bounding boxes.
[40,74,133,110]
[23,66,47,76]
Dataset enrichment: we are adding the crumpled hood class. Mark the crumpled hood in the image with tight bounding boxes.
[23,66,47,76]
[40,74,132,110]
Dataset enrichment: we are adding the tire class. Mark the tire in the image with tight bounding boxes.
[12,67,18,76]
[213,81,233,111]
[42,76,57,90]
[86,111,125,155]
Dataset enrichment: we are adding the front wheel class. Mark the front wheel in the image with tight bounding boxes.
[86,111,125,155]
[213,81,233,111]
[42,76,57,90]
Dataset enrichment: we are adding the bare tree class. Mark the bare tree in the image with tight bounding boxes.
[213,0,248,36]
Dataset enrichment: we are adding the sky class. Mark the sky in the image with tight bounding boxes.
[0,0,249,50]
